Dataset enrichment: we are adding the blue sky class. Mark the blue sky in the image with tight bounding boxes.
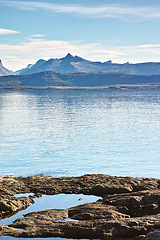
[0,0,160,71]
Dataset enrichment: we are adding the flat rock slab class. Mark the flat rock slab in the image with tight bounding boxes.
[0,174,160,239]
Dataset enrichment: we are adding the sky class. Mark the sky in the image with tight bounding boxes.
[0,0,160,71]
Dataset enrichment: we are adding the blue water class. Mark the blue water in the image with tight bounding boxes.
[0,89,160,178]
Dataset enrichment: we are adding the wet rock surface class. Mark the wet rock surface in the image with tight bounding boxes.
[145,229,160,240]
[0,174,160,239]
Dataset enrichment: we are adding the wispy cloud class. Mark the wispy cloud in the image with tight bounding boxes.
[0,0,160,20]
[31,34,46,38]
[0,28,19,35]
[136,44,160,48]
[1,37,160,71]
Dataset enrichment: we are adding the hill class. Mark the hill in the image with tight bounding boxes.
[0,71,160,88]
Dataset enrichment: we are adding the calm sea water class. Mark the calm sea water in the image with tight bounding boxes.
[0,89,160,178]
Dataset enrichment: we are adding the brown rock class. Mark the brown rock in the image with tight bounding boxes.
[0,196,35,218]
[0,174,160,239]
[102,190,160,217]
[68,202,130,220]
[8,212,160,239]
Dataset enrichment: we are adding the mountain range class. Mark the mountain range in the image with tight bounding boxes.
[0,54,160,88]
[0,71,160,88]
[7,53,160,76]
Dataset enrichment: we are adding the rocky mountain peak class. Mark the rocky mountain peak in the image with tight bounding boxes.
[61,53,74,60]
[65,53,73,58]
[0,59,14,76]
[35,59,46,65]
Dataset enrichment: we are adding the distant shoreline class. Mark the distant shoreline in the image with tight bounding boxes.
[0,84,160,91]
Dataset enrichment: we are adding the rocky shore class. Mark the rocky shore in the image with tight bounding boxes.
[0,174,160,239]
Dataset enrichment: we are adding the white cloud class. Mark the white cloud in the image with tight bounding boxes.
[0,28,19,35]
[136,44,160,48]
[0,0,160,20]
[31,34,46,38]
[0,38,127,62]
[1,37,160,71]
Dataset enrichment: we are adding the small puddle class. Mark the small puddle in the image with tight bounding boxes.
[0,237,81,240]
[14,193,34,198]
[54,217,78,224]
[0,193,100,225]
[0,236,134,240]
